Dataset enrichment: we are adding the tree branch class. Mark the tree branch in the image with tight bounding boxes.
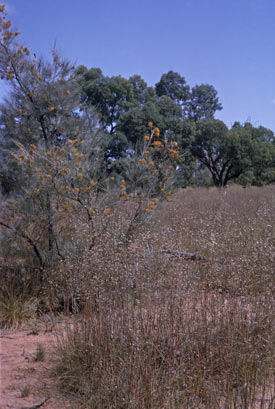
[0,221,44,267]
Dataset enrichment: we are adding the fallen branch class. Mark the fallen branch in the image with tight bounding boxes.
[21,396,50,409]
[149,249,225,264]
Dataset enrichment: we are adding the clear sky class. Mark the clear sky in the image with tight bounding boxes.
[1,0,275,131]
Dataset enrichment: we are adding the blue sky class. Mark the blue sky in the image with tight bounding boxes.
[1,0,275,131]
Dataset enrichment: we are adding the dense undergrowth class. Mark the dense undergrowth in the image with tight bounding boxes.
[49,185,275,409]
[1,186,274,408]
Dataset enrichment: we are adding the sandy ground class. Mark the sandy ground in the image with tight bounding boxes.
[0,321,73,409]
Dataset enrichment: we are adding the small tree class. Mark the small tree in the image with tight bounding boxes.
[0,5,180,294]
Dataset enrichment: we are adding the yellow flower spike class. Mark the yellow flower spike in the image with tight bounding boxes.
[89,208,95,216]
[166,197,172,202]
[149,161,154,166]
[68,140,74,145]
[48,106,57,112]
[147,201,155,208]
[74,187,80,193]
[144,150,150,155]
[30,144,37,150]
[77,173,83,180]
[34,189,40,195]
[65,185,71,192]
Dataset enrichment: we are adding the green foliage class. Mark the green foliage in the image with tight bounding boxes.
[191,120,275,187]
[187,84,223,121]
[155,70,190,106]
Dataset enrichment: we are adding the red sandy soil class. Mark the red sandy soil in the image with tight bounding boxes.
[0,321,73,409]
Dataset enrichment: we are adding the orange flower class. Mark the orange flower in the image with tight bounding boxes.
[152,141,162,147]
[143,208,152,213]
[173,141,178,147]
[147,121,153,127]
[144,135,150,141]
[89,208,95,216]
[120,193,128,201]
[103,208,111,216]
[66,90,70,95]
[139,158,146,164]
[153,127,160,137]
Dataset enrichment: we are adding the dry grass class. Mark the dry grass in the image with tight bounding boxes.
[53,185,275,408]
[0,284,38,329]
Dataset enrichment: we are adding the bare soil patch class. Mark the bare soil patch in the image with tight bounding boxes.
[0,321,73,409]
